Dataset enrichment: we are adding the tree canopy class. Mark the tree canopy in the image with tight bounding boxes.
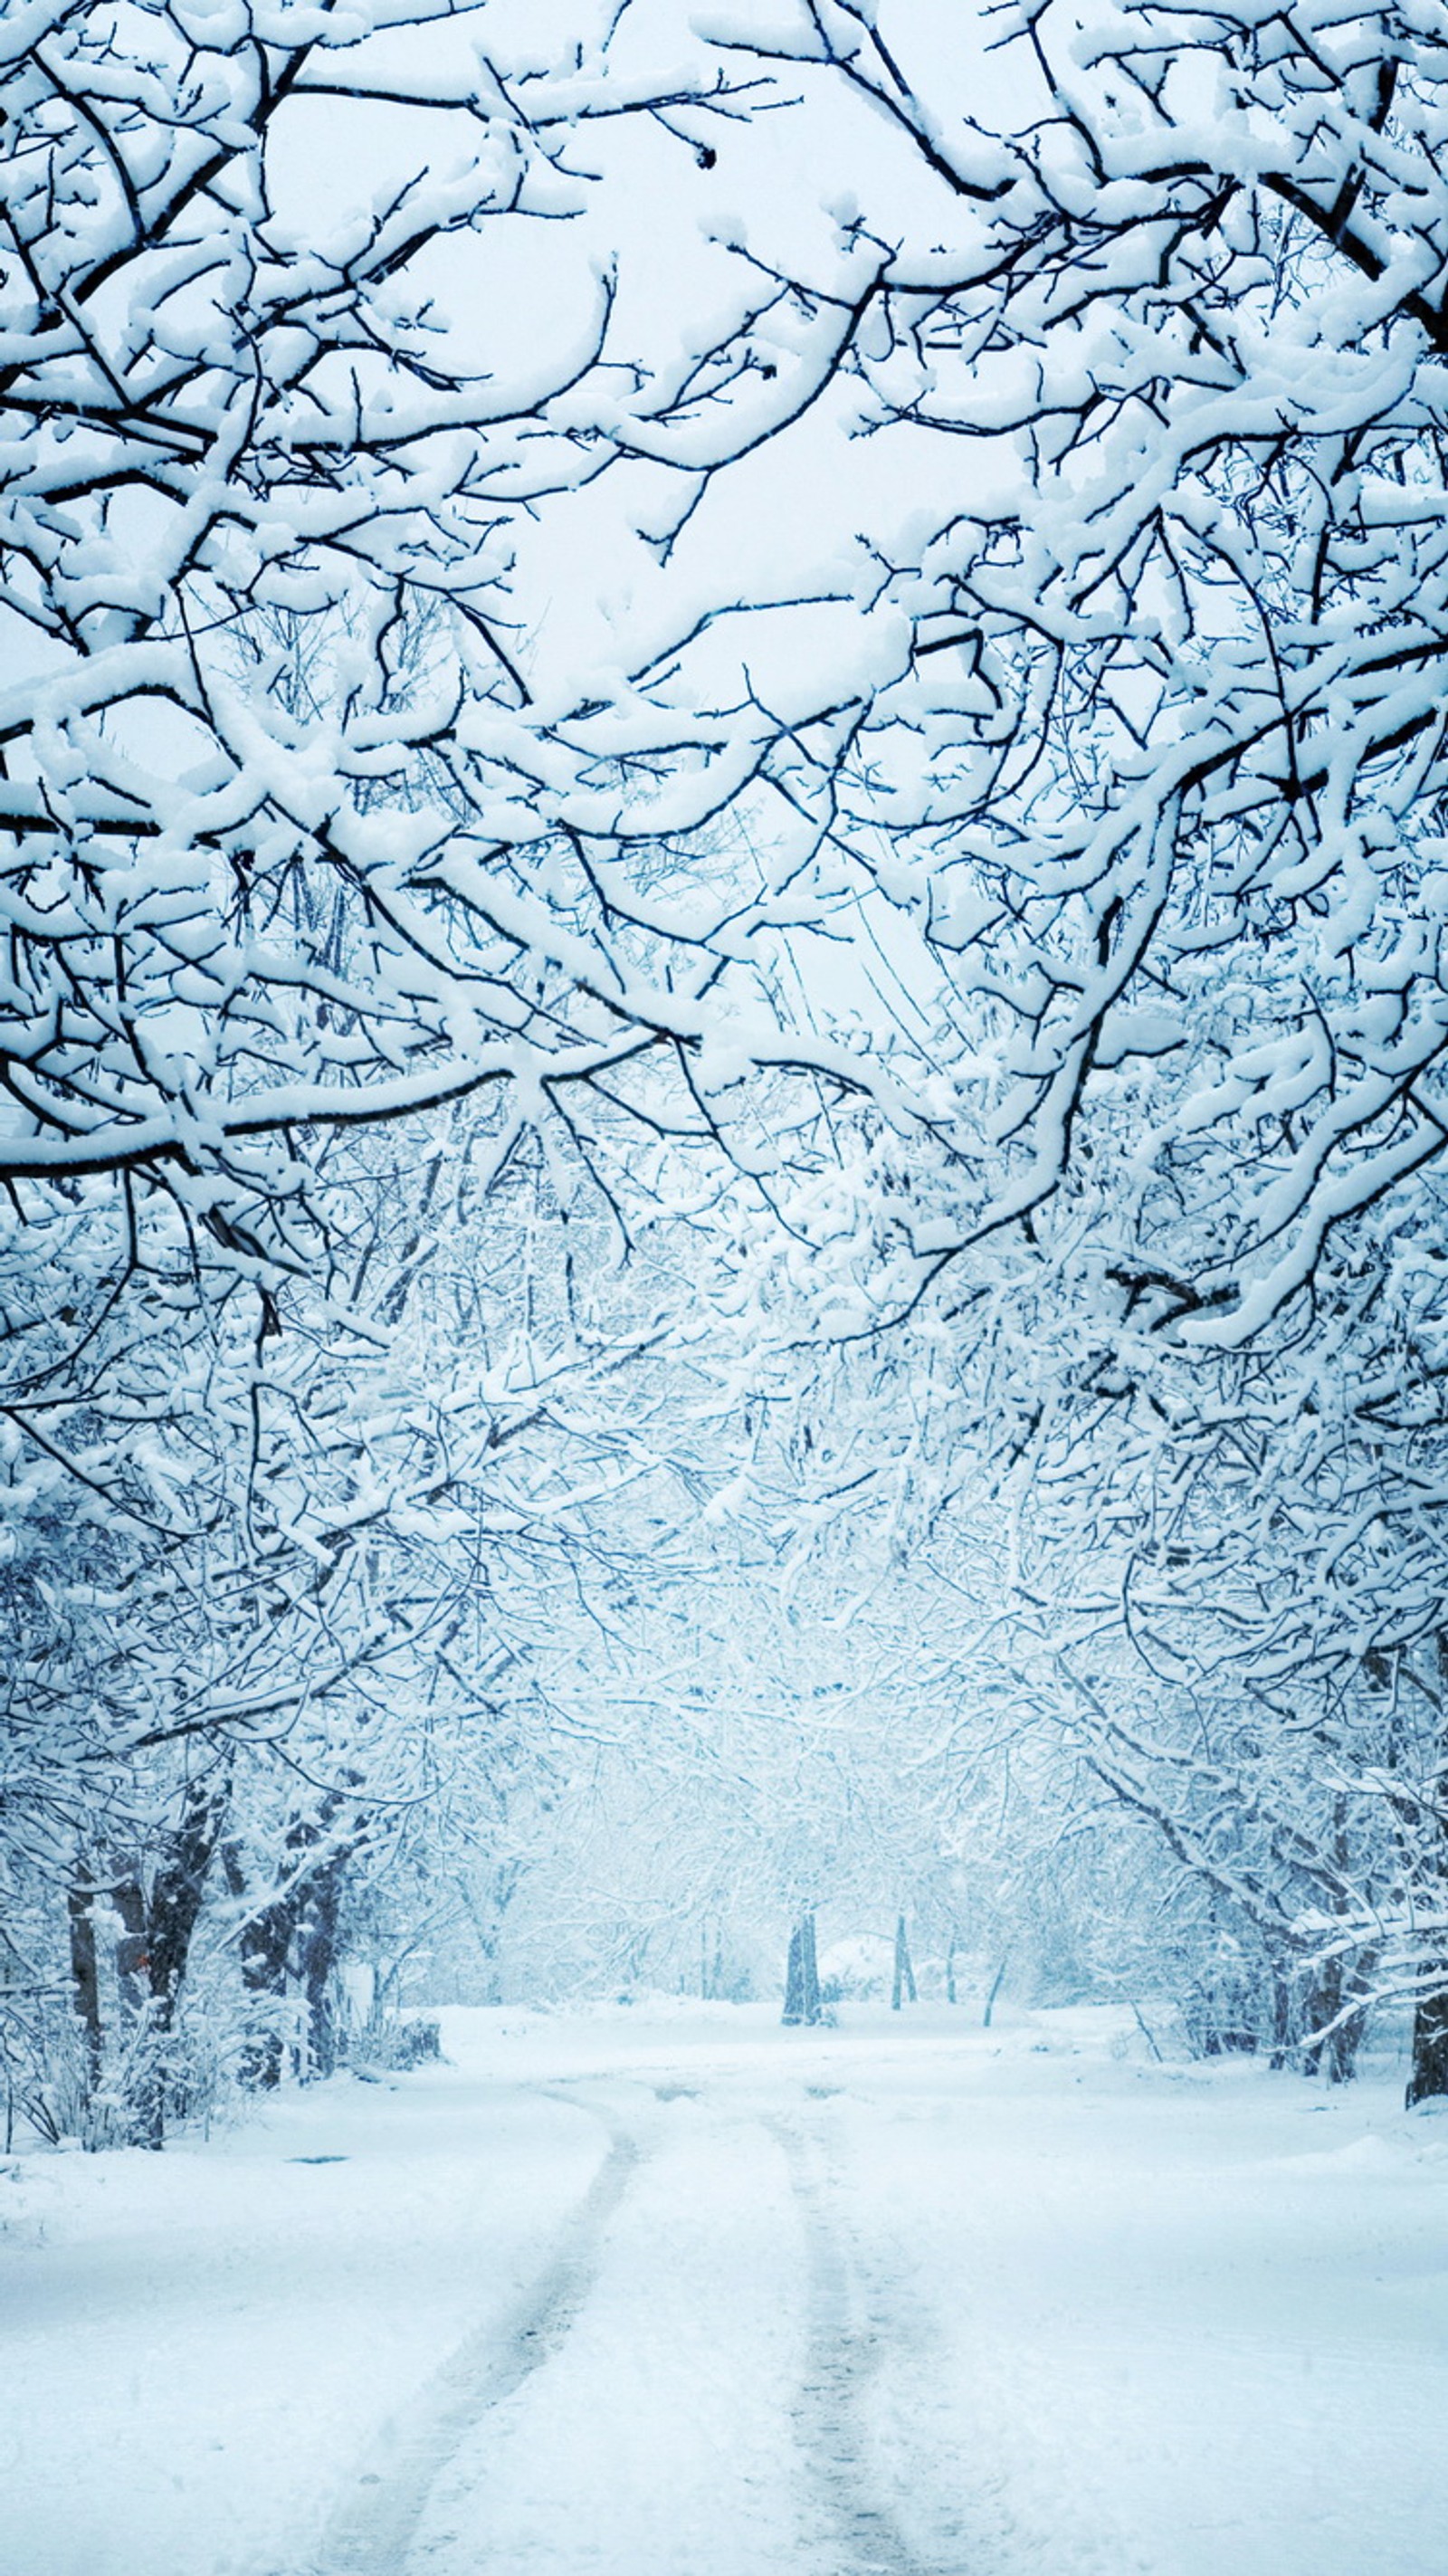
[7,0,1448,2135]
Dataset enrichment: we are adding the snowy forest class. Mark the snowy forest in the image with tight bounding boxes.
[6,0,1448,2163]
[17,6,1448,2569]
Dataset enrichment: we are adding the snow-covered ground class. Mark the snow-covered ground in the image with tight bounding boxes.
[3,2003,1445,2576]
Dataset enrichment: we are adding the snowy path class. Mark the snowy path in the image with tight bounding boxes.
[769,2113,941,2576]
[5,2004,1448,2576]
[318,2097,643,2576]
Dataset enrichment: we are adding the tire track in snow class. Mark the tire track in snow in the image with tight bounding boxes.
[314,2094,645,2576]
[772,2116,966,2576]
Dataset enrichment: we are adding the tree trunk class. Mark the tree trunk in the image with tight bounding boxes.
[782,1923,805,2025]
[1300,1949,1342,2080]
[983,1951,1009,2029]
[1267,1971,1291,2070]
[223,1835,287,2088]
[891,1913,917,2010]
[1407,1973,1448,2106]
[782,1911,822,2026]
[228,1856,293,2089]
[111,1875,148,2022]
[294,1849,348,2080]
[1407,1665,1448,2104]
[65,1880,101,2108]
[138,1783,228,2142]
[801,1910,820,2025]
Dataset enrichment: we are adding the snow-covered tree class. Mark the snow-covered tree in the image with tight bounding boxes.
[16,0,1448,2125]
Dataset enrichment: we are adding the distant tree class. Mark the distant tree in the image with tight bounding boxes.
[891,1913,916,2012]
[783,1910,822,2027]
